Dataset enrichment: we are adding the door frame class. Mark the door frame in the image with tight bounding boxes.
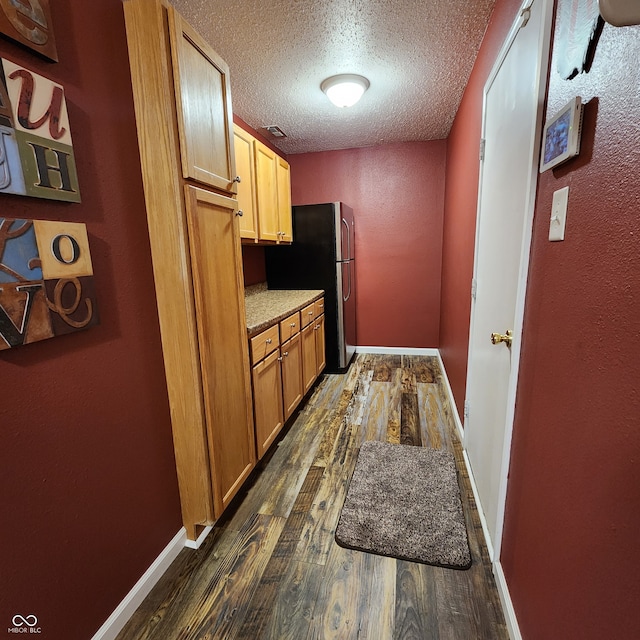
[463,0,554,561]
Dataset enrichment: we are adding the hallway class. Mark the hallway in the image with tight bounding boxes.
[117,354,507,639]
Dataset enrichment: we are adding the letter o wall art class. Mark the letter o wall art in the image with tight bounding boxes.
[0,218,99,350]
[0,57,80,202]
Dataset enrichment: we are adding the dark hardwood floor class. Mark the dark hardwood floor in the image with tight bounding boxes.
[116,354,508,640]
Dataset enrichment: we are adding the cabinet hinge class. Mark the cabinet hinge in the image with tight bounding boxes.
[471,278,477,302]
[479,138,486,162]
[464,400,470,421]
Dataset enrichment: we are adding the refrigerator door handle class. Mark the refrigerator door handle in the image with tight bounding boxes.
[342,217,351,261]
[344,261,351,302]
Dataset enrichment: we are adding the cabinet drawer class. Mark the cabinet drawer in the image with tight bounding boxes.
[301,302,315,328]
[250,324,280,364]
[280,311,300,343]
[314,298,325,319]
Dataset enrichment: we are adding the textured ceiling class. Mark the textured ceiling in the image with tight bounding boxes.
[169,0,497,154]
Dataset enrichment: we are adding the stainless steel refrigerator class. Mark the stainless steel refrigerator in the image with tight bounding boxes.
[265,202,356,373]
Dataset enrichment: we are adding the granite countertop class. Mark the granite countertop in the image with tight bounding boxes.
[245,283,324,337]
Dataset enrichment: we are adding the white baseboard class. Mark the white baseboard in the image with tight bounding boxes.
[91,528,186,640]
[435,352,464,441]
[355,345,439,356]
[462,448,495,561]
[494,561,522,640]
[185,525,213,550]
[438,353,521,639]
[437,353,495,561]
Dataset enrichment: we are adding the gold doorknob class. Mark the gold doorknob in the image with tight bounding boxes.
[491,330,513,347]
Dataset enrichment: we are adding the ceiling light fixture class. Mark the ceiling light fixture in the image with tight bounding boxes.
[321,74,370,108]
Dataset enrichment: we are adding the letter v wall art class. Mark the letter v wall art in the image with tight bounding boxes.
[0,57,80,202]
[0,218,99,350]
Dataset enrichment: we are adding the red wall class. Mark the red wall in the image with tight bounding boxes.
[242,245,267,286]
[0,3,181,639]
[290,142,446,348]
[501,8,640,639]
[440,0,522,412]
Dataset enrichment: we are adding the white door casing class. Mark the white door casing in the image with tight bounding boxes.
[464,0,553,560]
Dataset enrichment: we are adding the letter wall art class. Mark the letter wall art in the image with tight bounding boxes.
[0,218,99,350]
[0,57,80,202]
[0,0,58,62]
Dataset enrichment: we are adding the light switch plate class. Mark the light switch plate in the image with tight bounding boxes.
[549,186,569,241]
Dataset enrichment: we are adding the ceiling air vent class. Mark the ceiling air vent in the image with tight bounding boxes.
[264,125,286,138]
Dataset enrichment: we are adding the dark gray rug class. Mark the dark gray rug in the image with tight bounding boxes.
[335,441,472,569]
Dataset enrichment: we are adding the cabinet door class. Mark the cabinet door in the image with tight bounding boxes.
[281,333,303,420]
[184,186,256,515]
[169,8,237,194]
[233,124,258,240]
[252,349,284,458]
[254,140,279,242]
[315,314,326,375]
[301,322,317,393]
[276,155,292,242]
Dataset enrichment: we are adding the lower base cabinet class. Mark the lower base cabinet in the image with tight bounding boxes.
[252,349,284,458]
[250,297,325,459]
[302,313,326,393]
[281,332,303,420]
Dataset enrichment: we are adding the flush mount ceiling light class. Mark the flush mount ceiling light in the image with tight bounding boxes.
[321,74,370,108]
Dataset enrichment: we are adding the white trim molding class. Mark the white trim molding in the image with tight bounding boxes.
[438,351,521,639]
[185,525,213,550]
[355,345,439,356]
[436,352,464,441]
[91,528,187,640]
[494,562,523,640]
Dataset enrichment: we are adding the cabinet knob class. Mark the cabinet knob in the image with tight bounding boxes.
[290,322,296,327]
[233,175,241,183]
[277,356,283,362]
[236,209,244,217]
[266,338,272,344]
[283,351,289,357]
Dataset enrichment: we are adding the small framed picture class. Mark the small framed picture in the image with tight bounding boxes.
[540,97,584,173]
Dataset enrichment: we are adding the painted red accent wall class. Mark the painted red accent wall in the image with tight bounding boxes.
[0,3,181,639]
[501,8,640,639]
[440,0,522,413]
[242,245,267,286]
[289,142,446,348]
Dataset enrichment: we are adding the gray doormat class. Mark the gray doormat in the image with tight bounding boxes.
[335,441,472,569]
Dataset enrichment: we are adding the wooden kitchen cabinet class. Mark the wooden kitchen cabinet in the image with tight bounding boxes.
[233,124,258,240]
[301,322,317,394]
[185,186,256,511]
[234,127,292,244]
[249,324,282,458]
[125,0,255,540]
[301,297,326,393]
[252,348,284,458]
[276,155,292,242]
[168,7,237,195]
[314,313,326,375]
[281,332,303,420]
[254,139,280,242]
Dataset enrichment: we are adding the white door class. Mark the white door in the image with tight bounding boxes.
[464,0,552,558]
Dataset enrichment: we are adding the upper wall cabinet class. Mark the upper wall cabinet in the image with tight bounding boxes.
[234,127,292,244]
[233,124,258,241]
[254,139,280,242]
[276,155,292,242]
[168,7,237,195]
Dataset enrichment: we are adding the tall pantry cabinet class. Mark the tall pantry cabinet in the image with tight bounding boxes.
[124,0,255,541]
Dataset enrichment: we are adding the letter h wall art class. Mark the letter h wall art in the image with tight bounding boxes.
[0,30,99,350]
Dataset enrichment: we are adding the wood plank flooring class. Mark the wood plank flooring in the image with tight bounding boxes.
[117,354,508,640]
